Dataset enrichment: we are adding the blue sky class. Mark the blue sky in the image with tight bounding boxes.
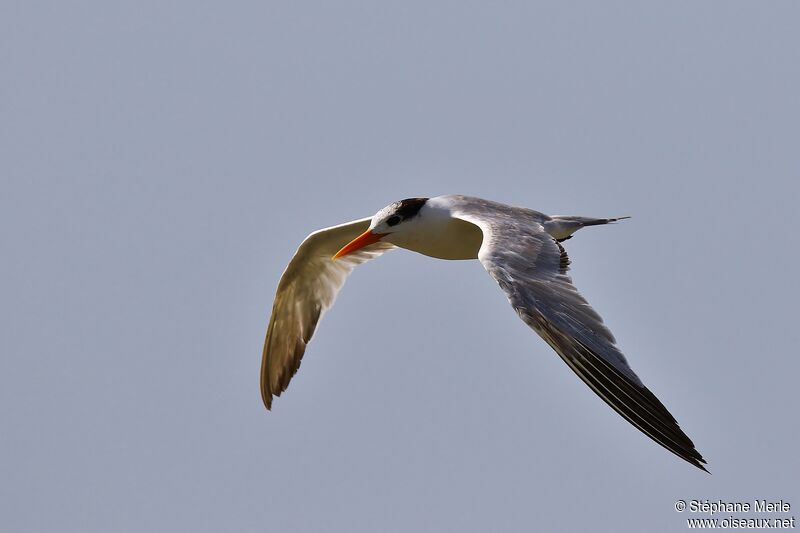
[2,2,798,531]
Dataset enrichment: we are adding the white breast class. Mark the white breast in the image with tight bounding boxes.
[385,202,483,260]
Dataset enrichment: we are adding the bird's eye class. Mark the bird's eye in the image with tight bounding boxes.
[386,215,401,226]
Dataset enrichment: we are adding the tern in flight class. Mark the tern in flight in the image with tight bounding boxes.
[261,195,707,471]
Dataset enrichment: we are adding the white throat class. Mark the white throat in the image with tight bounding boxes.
[384,200,483,260]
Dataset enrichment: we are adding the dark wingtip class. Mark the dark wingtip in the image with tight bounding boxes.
[691,458,710,474]
[261,383,274,411]
[695,453,710,473]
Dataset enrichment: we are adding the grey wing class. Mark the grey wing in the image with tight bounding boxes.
[261,218,395,410]
[454,208,707,470]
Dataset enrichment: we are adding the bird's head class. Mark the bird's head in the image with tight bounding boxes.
[332,197,429,259]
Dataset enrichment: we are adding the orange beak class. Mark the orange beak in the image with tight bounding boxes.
[332,230,387,260]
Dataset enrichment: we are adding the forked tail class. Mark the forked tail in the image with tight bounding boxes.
[544,215,631,242]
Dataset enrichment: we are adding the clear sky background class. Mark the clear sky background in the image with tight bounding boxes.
[2,2,798,532]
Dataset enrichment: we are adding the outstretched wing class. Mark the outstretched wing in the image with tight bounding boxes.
[453,204,707,471]
[261,218,395,410]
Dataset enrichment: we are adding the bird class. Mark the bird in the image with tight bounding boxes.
[261,195,707,471]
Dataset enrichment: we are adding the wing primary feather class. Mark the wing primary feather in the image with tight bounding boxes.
[260,218,395,410]
[531,307,707,471]
[445,196,708,471]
